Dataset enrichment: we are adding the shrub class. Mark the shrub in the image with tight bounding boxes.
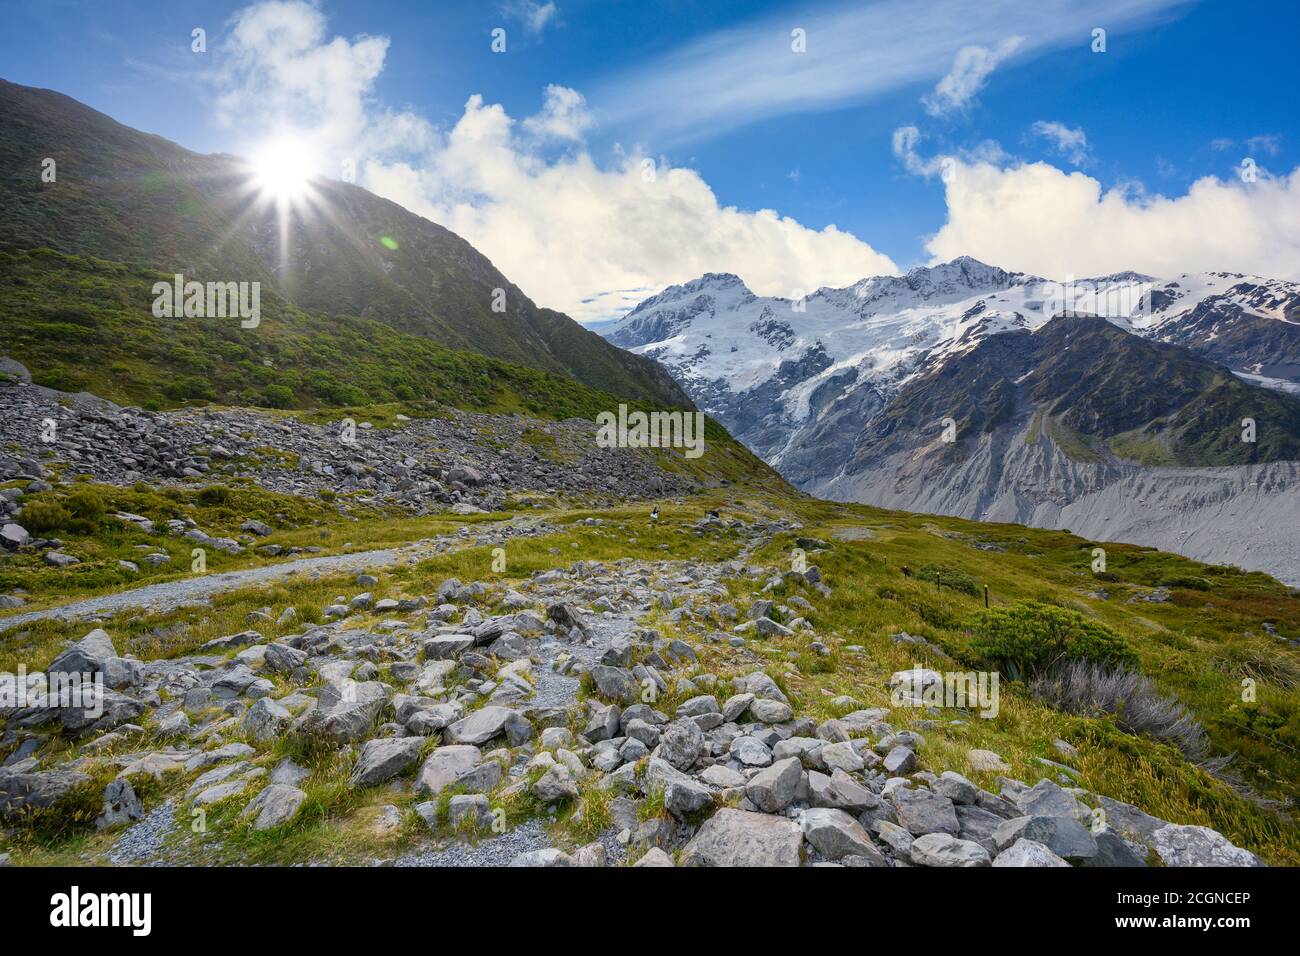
[917,562,980,597]
[18,500,70,533]
[968,601,1138,680]
[1031,661,1210,761]
[197,485,232,506]
[262,384,295,408]
[64,487,106,522]
[1160,575,1212,591]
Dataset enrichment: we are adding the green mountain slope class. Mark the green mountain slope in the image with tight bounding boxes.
[0,78,688,408]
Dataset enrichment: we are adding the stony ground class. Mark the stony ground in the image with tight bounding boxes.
[0,379,695,517]
[0,513,1266,868]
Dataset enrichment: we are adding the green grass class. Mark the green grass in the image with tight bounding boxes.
[0,245,682,420]
[0,479,510,611]
[3,491,1297,865]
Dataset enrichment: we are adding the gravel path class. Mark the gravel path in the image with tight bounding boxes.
[529,611,637,708]
[107,800,180,866]
[0,519,552,633]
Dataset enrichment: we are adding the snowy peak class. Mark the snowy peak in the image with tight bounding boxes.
[600,257,1300,480]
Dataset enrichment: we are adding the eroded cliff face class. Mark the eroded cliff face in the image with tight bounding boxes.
[814,424,1300,585]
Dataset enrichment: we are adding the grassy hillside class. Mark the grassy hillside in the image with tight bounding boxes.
[3,490,1296,865]
[0,78,689,407]
[0,244,678,418]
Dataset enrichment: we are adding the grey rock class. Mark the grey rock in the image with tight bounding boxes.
[415,745,482,797]
[1151,824,1263,867]
[993,815,1098,862]
[802,808,885,863]
[531,764,579,804]
[1084,830,1149,867]
[445,706,532,746]
[659,718,705,772]
[992,838,1071,867]
[241,784,306,830]
[242,697,291,742]
[882,746,917,775]
[510,848,573,867]
[448,794,494,830]
[349,736,424,787]
[910,832,992,867]
[745,756,802,813]
[95,778,143,829]
[680,808,803,867]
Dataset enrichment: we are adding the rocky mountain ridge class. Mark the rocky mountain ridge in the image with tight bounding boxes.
[601,260,1300,582]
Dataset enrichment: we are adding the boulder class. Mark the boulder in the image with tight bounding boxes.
[531,764,579,804]
[243,697,291,742]
[349,736,424,787]
[415,745,482,797]
[445,706,532,746]
[910,832,992,867]
[745,756,803,813]
[1151,824,1263,867]
[802,808,885,863]
[94,778,143,829]
[680,808,803,867]
[47,628,117,677]
[659,718,705,772]
[300,680,389,743]
[241,784,306,830]
[992,838,1070,867]
[992,815,1097,862]
[890,787,960,836]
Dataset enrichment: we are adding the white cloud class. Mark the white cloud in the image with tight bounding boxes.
[901,139,1300,280]
[367,95,898,322]
[213,2,898,322]
[214,1,435,175]
[597,0,1187,143]
[1031,121,1090,166]
[1245,134,1281,157]
[1210,134,1282,158]
[521,84,593,141]
[501,1,558,35]
[923,37,1023,117]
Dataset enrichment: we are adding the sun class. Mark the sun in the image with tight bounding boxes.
[249,138,317,203]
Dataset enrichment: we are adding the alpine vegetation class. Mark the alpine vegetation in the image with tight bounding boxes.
[151,274,261,329]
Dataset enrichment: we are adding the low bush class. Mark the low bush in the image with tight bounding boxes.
[197,485,232,506]
[917,562,980,597]
[968,601,1138,680]
[64,486,105,523]
[1160,574,1212,591]
[1031,660,1211,761]
[18,500,70,533]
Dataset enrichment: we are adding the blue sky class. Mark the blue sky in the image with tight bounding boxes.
[2,0,1298,320]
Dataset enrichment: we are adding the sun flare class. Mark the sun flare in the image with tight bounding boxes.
[249,139,316,203]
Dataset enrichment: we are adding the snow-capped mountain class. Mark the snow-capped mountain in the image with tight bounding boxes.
[601,258,1300,582]
[604,257,1300,466]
